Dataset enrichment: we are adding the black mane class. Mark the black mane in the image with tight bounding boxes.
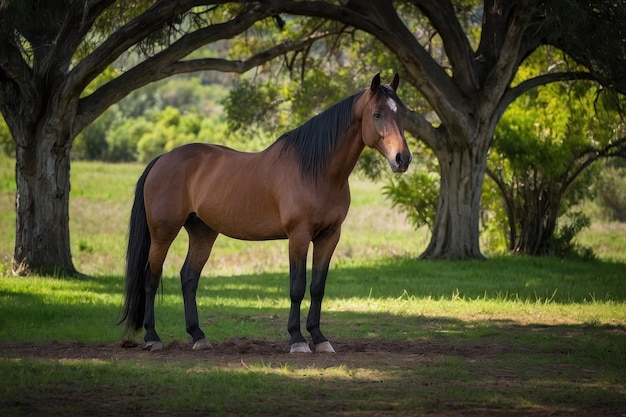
[279,91,363,182]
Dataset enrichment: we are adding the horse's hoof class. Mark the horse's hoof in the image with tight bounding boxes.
[143,341,164,352]
[192,338,213,350]
[289,342,312,353]
[314,341,336,353]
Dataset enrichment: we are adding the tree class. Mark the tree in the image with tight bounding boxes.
[0,0,333,275]
[487,77,626,255]
[259,0,626,259]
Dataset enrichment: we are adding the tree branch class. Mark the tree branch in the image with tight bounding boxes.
[68,0,222,96]
[495,71,597,120]
[0,40,40,130]
[404,110,442,151]
[47,0,117,74]
[486,165,517,251]
[272,0,471,140]
[562,136,626,190]
[408,0,479,92]
[74,34,326,133]
[480,2,540,118]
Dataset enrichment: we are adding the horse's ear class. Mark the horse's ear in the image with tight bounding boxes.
[370,73,381,94]
[390,73,399,91]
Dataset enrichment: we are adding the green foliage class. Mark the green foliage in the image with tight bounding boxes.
[382,147,439,231]
[222,79,281,134]
[595,164,626,221]
[222,24,418,155]
[73,75,237,162]
[495,83,597,180]
[487,61,624,256]
[106,116,150,162]
[73,107,122,161]
[480,174,511,254]
[553,211,595,260]
[382,172,438,231]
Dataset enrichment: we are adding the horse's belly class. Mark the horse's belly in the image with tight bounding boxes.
[216,220,287,241]
[197,205,286,241]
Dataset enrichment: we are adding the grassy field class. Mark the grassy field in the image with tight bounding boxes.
[0,156,625,416]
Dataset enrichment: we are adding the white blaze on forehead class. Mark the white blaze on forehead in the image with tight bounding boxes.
[387,97,398,113]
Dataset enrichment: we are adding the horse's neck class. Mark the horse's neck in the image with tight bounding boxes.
[325,123,364,184]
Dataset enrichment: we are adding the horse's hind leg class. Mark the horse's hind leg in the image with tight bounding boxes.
[143,218,185,351]
[143,238,175,351]
[181,214,218,350]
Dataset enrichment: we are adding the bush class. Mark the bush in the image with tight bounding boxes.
[106,117,150,162]
[382,170,439,231]
[596,166,626,222]
[553,211,596,260]
[73,108,121,160]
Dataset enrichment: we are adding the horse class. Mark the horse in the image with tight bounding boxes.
[120,73,412,353]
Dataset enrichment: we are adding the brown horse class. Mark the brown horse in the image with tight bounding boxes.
[120,73,411,353]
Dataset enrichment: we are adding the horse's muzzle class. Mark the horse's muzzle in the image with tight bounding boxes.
[392,152,412,173]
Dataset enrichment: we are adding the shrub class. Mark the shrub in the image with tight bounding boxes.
[596,166,626,222]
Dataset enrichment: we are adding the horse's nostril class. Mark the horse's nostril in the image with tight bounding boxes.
[394,153,411,172]
[396,153,410,165]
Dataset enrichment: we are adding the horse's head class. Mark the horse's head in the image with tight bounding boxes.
[357,73,412,173]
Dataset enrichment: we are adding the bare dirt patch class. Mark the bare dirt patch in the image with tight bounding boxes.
[0,337,511,368]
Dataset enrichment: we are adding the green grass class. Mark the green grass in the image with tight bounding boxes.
[0,156,625,415]
[0,256,623,344]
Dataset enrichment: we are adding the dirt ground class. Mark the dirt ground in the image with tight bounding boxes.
[1,336,509,367]
[1,337,622,417]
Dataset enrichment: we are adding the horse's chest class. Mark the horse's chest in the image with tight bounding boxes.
[307,191,351,227]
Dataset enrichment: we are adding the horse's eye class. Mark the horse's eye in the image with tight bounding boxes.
[373,112,381,119]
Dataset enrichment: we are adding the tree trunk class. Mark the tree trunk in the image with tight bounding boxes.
[420,143,486,260]
[12,128,76,276]
[515,186,559,256]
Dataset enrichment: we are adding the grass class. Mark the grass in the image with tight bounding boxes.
[0,156,625,415]
[0,257,623,344]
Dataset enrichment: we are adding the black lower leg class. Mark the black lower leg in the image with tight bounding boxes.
[288,303,306,345]
[181,261,205,342]
[287,259,307,345]
[143,268,161,343]
[306,262,330,345]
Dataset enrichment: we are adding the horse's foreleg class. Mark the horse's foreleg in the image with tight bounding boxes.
[182,217,218,350]
[287,235,311,353]
[307,229,341,353]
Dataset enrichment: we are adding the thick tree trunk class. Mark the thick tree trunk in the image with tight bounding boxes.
[12,128,76,276]
[420,144,486,260]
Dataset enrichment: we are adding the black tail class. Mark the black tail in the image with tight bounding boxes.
[119,157,161,336]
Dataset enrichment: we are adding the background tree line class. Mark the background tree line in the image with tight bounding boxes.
[2,62,623,259]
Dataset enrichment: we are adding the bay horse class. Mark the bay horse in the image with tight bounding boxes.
[120,73,411,353]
